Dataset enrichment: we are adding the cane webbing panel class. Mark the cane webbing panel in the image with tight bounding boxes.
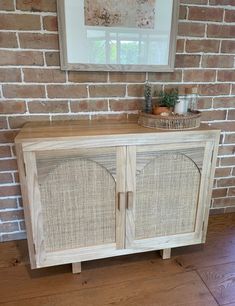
[135,153,201,240]
[38,157,116,252]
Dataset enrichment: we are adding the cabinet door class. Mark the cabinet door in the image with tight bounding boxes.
[126,143,213,251]
[23,147,126,268]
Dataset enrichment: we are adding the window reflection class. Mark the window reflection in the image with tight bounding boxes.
[86,29,168,65]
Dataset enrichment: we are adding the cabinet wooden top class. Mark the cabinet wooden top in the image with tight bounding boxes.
[15,118,220,143]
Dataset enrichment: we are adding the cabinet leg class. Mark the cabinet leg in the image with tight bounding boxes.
[72,262,81,274]
[160,248,171,260]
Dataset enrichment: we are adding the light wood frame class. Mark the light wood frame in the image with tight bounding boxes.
[15,123,220,270]
[57,0,180,72]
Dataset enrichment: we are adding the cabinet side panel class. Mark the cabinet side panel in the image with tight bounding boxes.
[15,144,36,268]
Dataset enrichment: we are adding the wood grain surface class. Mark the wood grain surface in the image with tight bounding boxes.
[0,213,234,305]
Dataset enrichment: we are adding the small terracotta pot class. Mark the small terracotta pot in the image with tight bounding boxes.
[153,106,171,116]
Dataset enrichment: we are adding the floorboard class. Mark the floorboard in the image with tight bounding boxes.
[0,271,218,306]
[198,262,235,306]
[172,214,235,270]
[0,213,234,306]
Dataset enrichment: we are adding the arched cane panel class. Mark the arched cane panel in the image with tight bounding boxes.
[38,158,116,252]
[135,153,201,240]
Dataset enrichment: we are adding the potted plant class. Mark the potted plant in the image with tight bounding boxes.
[153,89,179,115]
[144,82,152,113]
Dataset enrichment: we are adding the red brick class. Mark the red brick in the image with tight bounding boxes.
[225,10,235,22]
[128,84,162,97]
[47,85,87,99]
[19,33,59,50]
[23,68,66,83]
[232,85,235,95]
[214,97,235,109]
[45,52,60,66]
[212,188,228,198]
[217,70,235,82]
[215,167,231,177]
[0,0,14,10]
[176,39,185,53]
[109,72,146,83]
[14,172,19,183]
[219,146,235,156]
[68,72,108,83]
[210,207,225,214]
[110,99,143,111]
[0,117,8,130]
[0,32,18,48]
[0,101,26,114]
[225,206,235,213]
[221,156,235,166]
[19,221,25,231]
[3,85,45,98]
[224,133,235,144]
[188,7,223,22]
[0,131,18,143]
[207,24,235,38]
[1,232,27,241]
[0,13,40,30]
[202,55,234,68]
[0,69,21,82]
[148,71,182,82]
[228,110,235,120]
[16,0,56,12]
[175,55,201,68]
[213,197,235,208]
[210,0,235,5]
[28,101,69,113]
[183,70,216,82]
[0,160,17,173]
[217,177,235,188]
[197,98,213,109]
[0,173,13,184]
[209,121,235,132]
[199,84,230,96]
[0,209,24,221]
[178,22,205,37]
[43,16,58,31]
[0,222,19,233]
[179,5,187,20]
[0,146,11,158]
[233,168,235,176]
[185,40,220,53]
[0,199,18,209]
[201,110,226,121]
[221,40,235,53]
[181,0,208,3]
[71,100,108,112]
[0,50,44,66]
[8,115,49,129]
[89,85,126,98]
[228,187,235,196]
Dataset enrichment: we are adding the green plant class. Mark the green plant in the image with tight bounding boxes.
[157,89,179,108]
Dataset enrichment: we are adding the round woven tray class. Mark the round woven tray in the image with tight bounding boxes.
[138,111,201,130]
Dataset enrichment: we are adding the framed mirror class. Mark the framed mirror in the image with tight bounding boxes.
[57,0,180,72]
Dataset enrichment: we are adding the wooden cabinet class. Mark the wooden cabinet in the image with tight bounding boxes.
[15,120,220,272]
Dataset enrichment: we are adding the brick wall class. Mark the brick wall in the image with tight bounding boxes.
[0,0,234,242]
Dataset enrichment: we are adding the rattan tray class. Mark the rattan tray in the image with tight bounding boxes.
[138,111,201,130]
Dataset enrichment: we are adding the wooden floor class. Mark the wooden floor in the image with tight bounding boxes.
[0,213,234,306]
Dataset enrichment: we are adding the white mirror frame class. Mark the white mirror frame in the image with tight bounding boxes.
[57,0,180,72]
